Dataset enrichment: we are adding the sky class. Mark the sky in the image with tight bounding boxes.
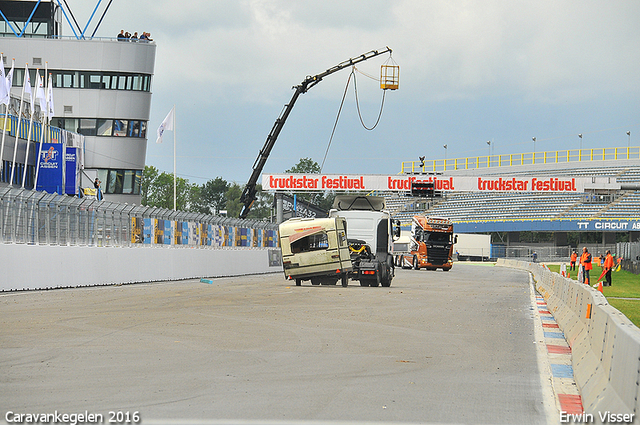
[67,0,640,185]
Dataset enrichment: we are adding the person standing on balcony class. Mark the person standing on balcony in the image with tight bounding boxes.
[580,247,592,286]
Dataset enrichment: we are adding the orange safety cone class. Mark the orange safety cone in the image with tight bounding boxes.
[597,281,603,293]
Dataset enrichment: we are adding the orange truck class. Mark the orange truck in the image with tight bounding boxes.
[396,215,456,271]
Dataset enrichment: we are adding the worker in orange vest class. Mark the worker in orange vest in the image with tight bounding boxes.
[570,251,578,271]
[603,250,614,287]
[580,247,592,285]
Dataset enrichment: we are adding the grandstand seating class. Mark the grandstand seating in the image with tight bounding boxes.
[388,152,640,224]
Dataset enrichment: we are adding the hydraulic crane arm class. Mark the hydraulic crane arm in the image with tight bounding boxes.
[239,47,392,219]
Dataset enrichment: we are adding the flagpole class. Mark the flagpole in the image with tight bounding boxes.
[34,63,47,190]
[0,53,8,179]
[22,100,35,189]
[0,102,7,178]
[22,68,36,188]
[173,104,176,211]
[10,63,27,185]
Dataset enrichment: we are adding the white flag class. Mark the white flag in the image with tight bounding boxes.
[156,106,174,143]
[2,58,13,106]
[24,64,34,114]
[46,73,55,119]
[35,71,46,112]
[0,54,7,105]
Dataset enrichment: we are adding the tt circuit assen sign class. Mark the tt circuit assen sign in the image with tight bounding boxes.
[262,174,609,193]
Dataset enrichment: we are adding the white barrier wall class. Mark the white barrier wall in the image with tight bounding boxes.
[498,259,640,421]
[0,244,283,291]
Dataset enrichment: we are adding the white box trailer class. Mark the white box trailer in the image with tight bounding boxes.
[454,233,492,261]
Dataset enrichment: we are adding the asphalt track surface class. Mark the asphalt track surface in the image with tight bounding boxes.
[0,263,557,425]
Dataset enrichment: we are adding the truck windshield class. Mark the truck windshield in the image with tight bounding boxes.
[427,232,451,243]
[291,232,329,253]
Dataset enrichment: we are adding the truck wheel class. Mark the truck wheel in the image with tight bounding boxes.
[341,274,348,287]
[442,268,450,272]
[311,278,321,285]
[413,256,419,270]
[360,280,370,287]
[296,278,302,286]
[369,274,380,287]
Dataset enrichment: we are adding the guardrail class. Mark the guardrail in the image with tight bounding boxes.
[497,259,640,418]
[0,184,279,248]
[401,146,640,173]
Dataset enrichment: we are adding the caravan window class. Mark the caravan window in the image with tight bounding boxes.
[291,232,329,253]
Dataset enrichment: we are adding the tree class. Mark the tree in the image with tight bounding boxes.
[286,157,321,174]
[141,165,159,206]
[201,177,229,215]
[286,157,334,212]
[141,165,195,211]
[224,183,243,218]
[224,183,272,220]
[245,184,272,220]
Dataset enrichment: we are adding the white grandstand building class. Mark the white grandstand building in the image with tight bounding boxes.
[387,147,640,258]
[1,0,155,204]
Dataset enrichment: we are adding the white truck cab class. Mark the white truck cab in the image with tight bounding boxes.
[329,196,400,287]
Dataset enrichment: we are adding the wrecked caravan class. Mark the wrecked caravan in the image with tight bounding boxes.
[279,217,353,287]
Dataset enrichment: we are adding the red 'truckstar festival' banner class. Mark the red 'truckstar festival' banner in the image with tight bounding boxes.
[262,174,611,193]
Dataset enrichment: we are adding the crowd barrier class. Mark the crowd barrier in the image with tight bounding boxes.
[1,185,283,291]
[498,259,640,420]
[0,185,279,248]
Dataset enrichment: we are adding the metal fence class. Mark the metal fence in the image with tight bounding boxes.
[0,184,279,248]
[617,241,640,261]
[489,244,618,262]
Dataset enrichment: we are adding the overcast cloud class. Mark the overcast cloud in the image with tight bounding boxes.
[65,0,640,183]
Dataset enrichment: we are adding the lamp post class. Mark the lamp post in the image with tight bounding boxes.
[627,131,631,148]
[532,137,536,164]
[578,133,582,150]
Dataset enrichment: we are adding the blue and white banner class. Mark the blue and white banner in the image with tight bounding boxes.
[143,218,153,244]
[65,147,79,195]
[163,220,172,245]
[36,142,64,193]
[456,219,640,233]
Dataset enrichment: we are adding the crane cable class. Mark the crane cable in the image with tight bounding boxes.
[320,69,354,172]
[320,67,387,172]
[353,68,386,131]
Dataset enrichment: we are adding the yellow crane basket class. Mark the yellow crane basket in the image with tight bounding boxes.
[380,56,399,90]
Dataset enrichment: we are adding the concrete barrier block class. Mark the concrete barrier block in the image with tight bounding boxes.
[587,385,631,424]
[565,313,586,348]
[599,306,623,378]
[587,304,610,366]
[571,325,591,364]
[608,319,640,412]
[576,354,607,405]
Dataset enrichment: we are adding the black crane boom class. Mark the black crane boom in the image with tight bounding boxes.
[239,47,392,219]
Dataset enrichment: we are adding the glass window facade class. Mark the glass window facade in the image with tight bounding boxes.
[96,169,142,195]
[13,68,152,92]
[56,118,148,138]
